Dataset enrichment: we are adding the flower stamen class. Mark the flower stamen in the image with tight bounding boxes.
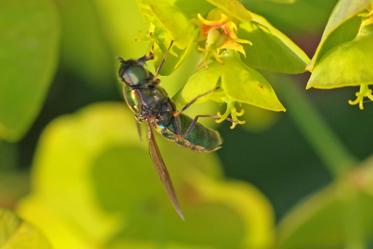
[348,84,373,110]
[216,102,246,129]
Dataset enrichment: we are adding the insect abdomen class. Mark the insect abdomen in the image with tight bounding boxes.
[158,114,222,152]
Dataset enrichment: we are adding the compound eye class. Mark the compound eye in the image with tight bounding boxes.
[122,65,148,86]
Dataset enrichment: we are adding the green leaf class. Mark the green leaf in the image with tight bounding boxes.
[18,102,275,249]
[94,0,149,59]
[181,62,221,104]
[182,56,286,112]
[174,0,214,19]
[137,0,197,75]
[139,0,195,48]
[0,0,59,141]
[309,0,372,70]
[307,32,373,89]
[241,0,337,34]
[238,22,307,74]
[56,0,113,87]
[266,0,295,3]
[277,156,373,248]
[0,208,51,249]
[160,48,201,97]
[222,58,285,111]
[239,15,310,74]
[206,0,252,21]
[17,103,222,246]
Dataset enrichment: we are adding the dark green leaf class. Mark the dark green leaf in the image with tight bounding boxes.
[239,20,310,74]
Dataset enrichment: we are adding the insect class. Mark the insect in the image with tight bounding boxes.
[118,49,228,219]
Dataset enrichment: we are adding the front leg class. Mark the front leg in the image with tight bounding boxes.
[174,87,219,117]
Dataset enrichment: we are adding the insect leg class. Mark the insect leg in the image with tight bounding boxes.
[183,114,219,138]
[138,53,155,64]
[174,87,219,117]
[174,114,183,136]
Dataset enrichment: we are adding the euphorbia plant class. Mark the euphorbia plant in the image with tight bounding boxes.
[307,0,373,110]
[138,0,310,127]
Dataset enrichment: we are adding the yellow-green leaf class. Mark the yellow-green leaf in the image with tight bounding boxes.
[0,0,59,141]
[18,102,275,249]
[309,0,372,70]
[181,63,221,104]
[307,32,373,89]
[94,0,149,59]
[222,58,285,111]
[206,0,252,21]
[182,56,285,112]
[0,208,51,249]
[139,0,195,48]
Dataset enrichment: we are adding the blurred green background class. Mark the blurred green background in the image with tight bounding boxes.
[1,0,373,248]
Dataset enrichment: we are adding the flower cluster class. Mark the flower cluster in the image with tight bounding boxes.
[139,0,309,128]
[197,10,251,64]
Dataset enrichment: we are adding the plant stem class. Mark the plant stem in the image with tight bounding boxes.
[273,75,357,177]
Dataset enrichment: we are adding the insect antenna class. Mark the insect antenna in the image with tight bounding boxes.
[155,40,174,75]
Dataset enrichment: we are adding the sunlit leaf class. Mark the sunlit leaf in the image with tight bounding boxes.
[94,0,149,59]
[0,208,51,249]
[139,0,195,48]
[181,62,221,104]
[18,103,222,247]
[278,156,373,249]
[222,58,285,111]
[206,0,252,21]
[182,55,285,112]
[307,32,373,89]
[18,198,98,249]
[309,0,372,70]
[138,0,197,75]
[174,0,214,19]
[0,0,59,141]
[18,102,275,248]
[160,48,201,97]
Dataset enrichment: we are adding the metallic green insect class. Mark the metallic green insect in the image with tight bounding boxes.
[118,51,226,219]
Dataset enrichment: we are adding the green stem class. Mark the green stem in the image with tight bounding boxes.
[274,76,357,177]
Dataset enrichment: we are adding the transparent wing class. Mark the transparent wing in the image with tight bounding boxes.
[146,120,184,220]
[135,119,142,142]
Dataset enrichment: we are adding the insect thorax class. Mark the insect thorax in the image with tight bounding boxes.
[124,85,175,125]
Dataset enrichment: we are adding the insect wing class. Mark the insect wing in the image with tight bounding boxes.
[135,119,142,142]
[146,121,184,220]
